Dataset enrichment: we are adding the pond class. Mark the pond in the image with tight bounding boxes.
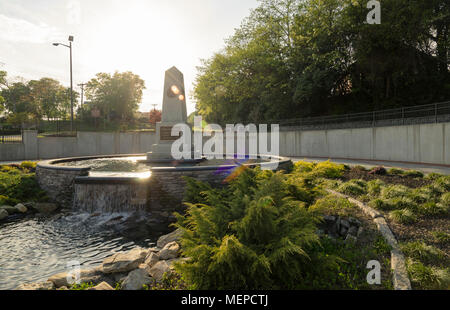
[0,212,167,290]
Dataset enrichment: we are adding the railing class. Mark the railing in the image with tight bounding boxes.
[267,101,450,130]
[0,129,23,144]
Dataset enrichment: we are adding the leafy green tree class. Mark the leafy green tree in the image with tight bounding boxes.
[194,0,450,123]
[85,71,145,124]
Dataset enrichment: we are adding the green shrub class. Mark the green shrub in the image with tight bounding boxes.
[432,176,450,193]
[367,179,385,197]
[20,161,37,170]
[431,231,450,244]
[406,259,450,290]
[418,202,449,217]
[174,168,339,290]
[389,197,418,211]
[410,187,434,204]
[403,170,424,178]
[380,184,411,200]
[309,195,355,217]
[389,209,418,224]
[440,192,450,207]
[310,161,345,179]
[337,180,367,196]
[294,161,315,173]
[400,242,446,266]
[387,168,404,176]
[369,198,395,211]
[425,173,443,181]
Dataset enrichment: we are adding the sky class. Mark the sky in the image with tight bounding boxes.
[0,0,259,114]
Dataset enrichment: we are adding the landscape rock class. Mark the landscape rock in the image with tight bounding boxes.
[159,241,180,260]
[14,203,28,213]
[347,226,358,237]
[149,260,171,282]
[157,229,182,249]
[1,205,18,215]
[32,203,59,214]
[102,247,147,274]
[87,281,114,290]
[14,281,55,290]
[48,267,105,288]
[122,269,152,290]
[144,252,160,268]
[0,209,8,220]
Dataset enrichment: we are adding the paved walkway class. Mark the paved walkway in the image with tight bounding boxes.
[1,157,449,175]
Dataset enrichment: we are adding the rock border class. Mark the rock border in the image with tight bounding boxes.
[326,189,412,290]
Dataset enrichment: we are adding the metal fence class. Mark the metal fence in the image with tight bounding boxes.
[275,101,450,130]
[0,129,23,144]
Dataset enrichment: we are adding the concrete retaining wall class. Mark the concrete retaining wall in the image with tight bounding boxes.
[2,122,450,166]
[0,131,158,161]
[278,122,450,166]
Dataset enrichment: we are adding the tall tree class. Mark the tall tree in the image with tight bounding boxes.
[85,71,145,123]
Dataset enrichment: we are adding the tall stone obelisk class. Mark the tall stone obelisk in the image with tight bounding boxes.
[147,67,188,161]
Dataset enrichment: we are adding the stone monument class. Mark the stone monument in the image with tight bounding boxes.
[147,66,189,162]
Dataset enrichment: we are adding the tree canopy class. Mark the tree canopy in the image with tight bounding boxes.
[85,71,145,123]
[194,0,450,124]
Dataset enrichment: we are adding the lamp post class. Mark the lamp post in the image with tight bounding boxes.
[53,35,74,132]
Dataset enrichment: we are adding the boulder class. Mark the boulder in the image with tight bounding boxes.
[14,203,28,213]
[158,242,180,260]
[1,205,18,215]
[32,203,58,214]
[144,252,160,268]
[0,209,8,221]
[149,261,171,282]
[121,269,152,290]
[14,281,55,290]
[157,229,182,249]
[48,266,105,288]
[87,281,114,291]
[102,247,147,274]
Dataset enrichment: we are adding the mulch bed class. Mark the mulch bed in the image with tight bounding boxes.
[342,167,432,188]
[340,167,449,258]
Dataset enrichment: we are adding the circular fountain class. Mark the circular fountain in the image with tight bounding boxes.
[36,67,292,221]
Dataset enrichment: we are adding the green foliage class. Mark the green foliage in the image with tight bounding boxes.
[309,195,355,218]
[380,184,411,200]
[194,0,450,123]
[311,161,345,179]
[369,198,395,211]
[70,282,95,290]
[401,242,447,266]
[431,231,450,245]
[441,192,450,206]
[0,170,48,205]
[425,173,444,181]
[20,161,37,170]
[417,202,449,217]
[174,168,340,290]
[406,259,450,290]
[337,179,367,196]
[367,179,385,197]
[387,168,404,176]
[403,170,424,178]
[85,71,146,124]
[431,176,450,193]
[389,209,418,224]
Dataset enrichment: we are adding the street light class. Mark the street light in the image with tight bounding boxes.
[53,35,74,132]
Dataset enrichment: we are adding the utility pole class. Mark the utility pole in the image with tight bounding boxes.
[152,104,158,111]
[78,83,86,106]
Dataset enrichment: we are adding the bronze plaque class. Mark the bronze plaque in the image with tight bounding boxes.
[160,126,180,141]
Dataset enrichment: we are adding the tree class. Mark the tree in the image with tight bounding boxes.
[149,109,161,126]
[193,0,450,124]
[85,71,146,124]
